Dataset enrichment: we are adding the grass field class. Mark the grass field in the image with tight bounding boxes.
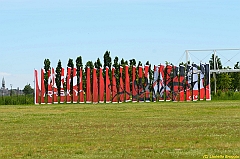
[0,101,239,159]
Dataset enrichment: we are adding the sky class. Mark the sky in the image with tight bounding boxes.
[0,0,240,89]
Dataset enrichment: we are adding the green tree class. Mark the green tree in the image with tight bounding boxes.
[23,84,34,95]
[43,59,51,94]
[56,60,62,96]
[85,61,94,93]
[231,62,240,91]
[67,58,74,96]
[76,56,83,89]
[103,51,112,85]
[113,56,120,86]
[209,54,222,70]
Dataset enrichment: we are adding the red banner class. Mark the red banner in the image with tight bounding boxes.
[125,65,131,102]
[179,65,185,101]
[172,66,179,101]
[205,64,211,100]
[158,65,165,101]
[152,65,158,102]
[41,69,45,104]
[66,67,71,103]
[93,68,98,103]
[192,64,199,101]
[112,67,118,103]
[199,64,205,100]
[99,67,105,103]
[86,67,92,103]
[52,68,58,104]
[165,65,172,101]
[72,68,78,103]
[105,66,111,103]
[79,68,84,103]
[47,69,52,104]
[144,65,150,102]
[186,65,192,101]
[60,68,65,103]
[132,66,137,102]
[34,69,39,104]
[138,66,144,102]
[119,66,124,103]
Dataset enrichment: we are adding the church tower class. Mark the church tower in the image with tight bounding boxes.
[2,77,5,89]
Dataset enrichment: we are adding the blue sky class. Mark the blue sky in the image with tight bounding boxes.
[0,0,240,89]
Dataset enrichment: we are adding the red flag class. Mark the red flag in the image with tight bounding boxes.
[172,66,179,101]
[192,64,199,101]
[144,65,150,102]
[72,68,78,103]
[165,64,172,101]
[132,66,137,102]
[99,67,105,103]
[79,68,84,103]
[138,66,144,102]
[41,69,45,104]
[93,68,98,103]
[125,65,131,102]
[52,68,58,104]
[186,65,192,101]
[34,69,39,104]
[158,65,165,101]
[179,65,185,101]
[105,66,111,103]
[47,69,52,104]
[66,67,71,103]
[86,67,92,103]
[119,66,124,103]
[152,65,159,102]
[205,64,211,100]
[199,64,205,100]
[60,68,65,103]
[112,67,118,103]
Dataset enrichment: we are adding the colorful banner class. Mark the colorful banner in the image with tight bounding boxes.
[144,65,150,102]
[93,68,98,103]
[119,66,124,103]
[158,65,165,101]
[132,66,137,102]
[152,65,159,102]
[47,69,52,104]
[60,68,65,103]
[52,68,58,104]
[72,68,78,103]
[66,67,71,103]
[79,68,84,103]
[186,65,192,101]
[172,66,179,101]
[41,69,45,104]
[165,64,172,101]
[192,64,199,101]
[179,65,185,101]
[138,66,144,102]
[205,63,211,100]
[34,69,39,104]
[199,64,205,100]
[105,66,111,103]
[99,67,105,103]
[125,65,131,102]
[86,67,92,103]
[112,67,118,103]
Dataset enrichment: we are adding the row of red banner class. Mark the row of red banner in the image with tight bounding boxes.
[34,64,211,104]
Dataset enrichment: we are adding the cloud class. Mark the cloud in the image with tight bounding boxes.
[0,72,11,76]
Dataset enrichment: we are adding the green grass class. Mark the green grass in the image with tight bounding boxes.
[0,101,239,159]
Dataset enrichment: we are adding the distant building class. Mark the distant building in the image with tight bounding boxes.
[0,77,9,96]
